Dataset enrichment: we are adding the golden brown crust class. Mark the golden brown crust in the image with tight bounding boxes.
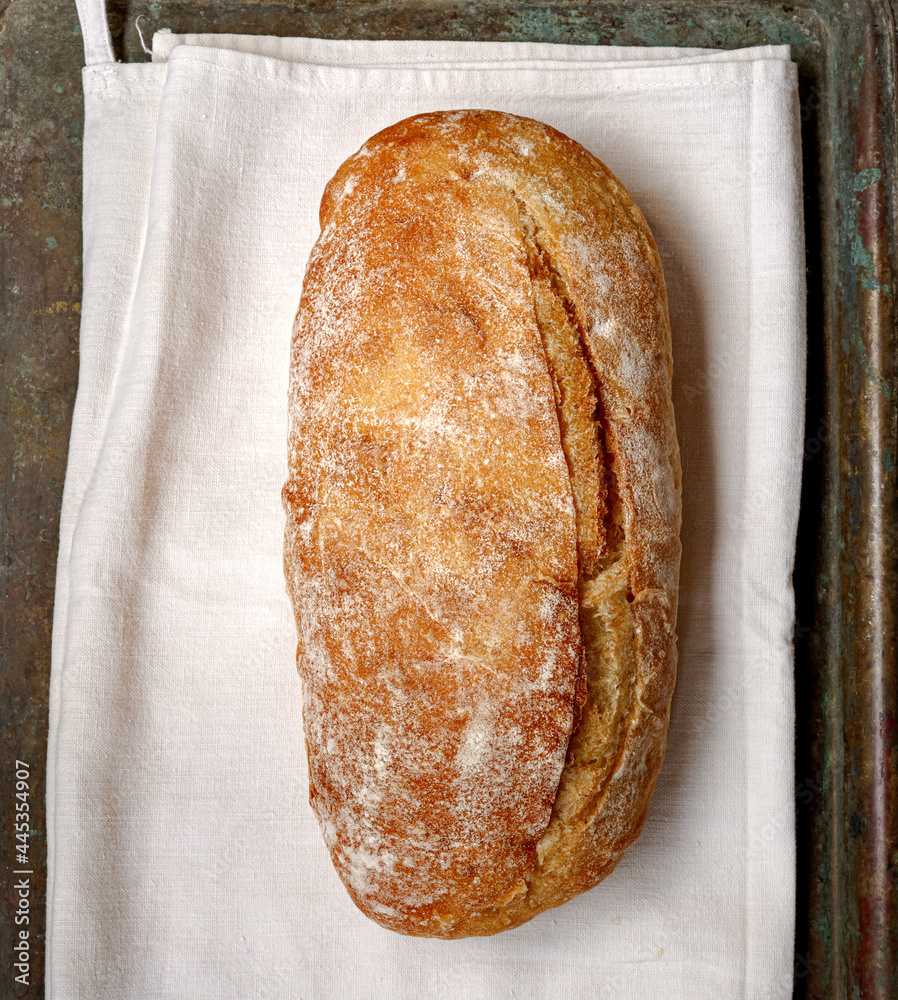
[283,110,681,938]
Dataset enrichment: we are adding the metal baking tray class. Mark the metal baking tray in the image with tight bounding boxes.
[1,1,895,996]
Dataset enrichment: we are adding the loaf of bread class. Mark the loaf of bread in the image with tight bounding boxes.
[283,109,681,938]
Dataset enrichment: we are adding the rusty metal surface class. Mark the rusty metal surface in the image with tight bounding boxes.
[1,1,895,997]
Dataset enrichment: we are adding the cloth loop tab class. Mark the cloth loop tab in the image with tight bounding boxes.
[75,0,115,66]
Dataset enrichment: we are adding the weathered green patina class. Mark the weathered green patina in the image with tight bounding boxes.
[1,1,894,996]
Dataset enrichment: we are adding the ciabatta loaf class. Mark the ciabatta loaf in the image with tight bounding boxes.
[283,109,681,938]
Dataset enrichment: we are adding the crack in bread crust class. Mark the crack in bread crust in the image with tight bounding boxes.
[480,192,643,917]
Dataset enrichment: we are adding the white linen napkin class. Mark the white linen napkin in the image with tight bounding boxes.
[49,25,804,1000]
